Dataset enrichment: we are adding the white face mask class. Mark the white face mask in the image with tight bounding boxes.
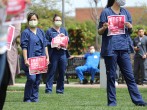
[54,21,62,27]
[29,20,38,28]
[90,49,95,54]
[116,0,126,6]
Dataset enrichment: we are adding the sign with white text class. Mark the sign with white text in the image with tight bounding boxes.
[51,34,68,50]
[6,0,26,15]
[28,56,48,75]
[107,15,125,36]
[3,0,27,25]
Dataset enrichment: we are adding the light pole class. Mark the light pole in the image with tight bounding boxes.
[62,0,65,27]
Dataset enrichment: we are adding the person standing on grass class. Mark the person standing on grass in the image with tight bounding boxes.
[98,0,147,106]
[21,12,49,102]
[133,28,147,85]
[0,0,31,109]
[45,14,70,94]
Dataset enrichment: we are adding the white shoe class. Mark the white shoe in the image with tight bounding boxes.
[115,81,118,86]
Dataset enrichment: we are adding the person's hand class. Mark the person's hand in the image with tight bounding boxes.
[102,22,109,30]
[56,45,61,50]
[134,46,139,51]
[60,33,65,37]
[24,59,30,67]
[124,22,132,29]
[142,54,146,59]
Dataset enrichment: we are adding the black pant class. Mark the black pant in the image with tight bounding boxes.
[0,59,10,110]
[134,56,146,84]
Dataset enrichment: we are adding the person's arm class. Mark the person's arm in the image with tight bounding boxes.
[125,10,133,34]
[74,55,84,58]
[41,29,50,64]
[45,46,50,65]
[20,30,29,66]
[45,28,52,46]
[98,9,108,35]
[133,38,139,52]
[98,22,108,35]
[22,49,29,66]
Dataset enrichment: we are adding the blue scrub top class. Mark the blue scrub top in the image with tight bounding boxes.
[98,7,134,57]
[21,28,47,71]
[84,52,100,67]
[21,28,47,58]
[46,27,70,58]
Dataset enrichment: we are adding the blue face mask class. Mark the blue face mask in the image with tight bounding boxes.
[116,0,126,6]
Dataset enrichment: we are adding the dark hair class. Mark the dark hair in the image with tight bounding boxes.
[27,12,39,22]
[106,0,115,8]
[53,14,61,22]
[138,28,144,32]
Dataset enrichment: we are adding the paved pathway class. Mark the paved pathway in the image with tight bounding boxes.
[12,83,147,88]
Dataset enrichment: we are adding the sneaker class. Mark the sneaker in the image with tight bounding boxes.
[90,80,94,84]
[45,91,52,94]
[115,81,118,86]
[83,78,88,84]
[136,102,147,106]
[80,79,88,84]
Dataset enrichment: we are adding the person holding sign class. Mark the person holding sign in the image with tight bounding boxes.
[45,14,69,94]
[21,12,49,102]
[98,0,147,106]
[0,0,31,109]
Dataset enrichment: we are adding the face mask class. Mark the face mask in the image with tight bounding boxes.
[54,21,62,27]
[116,0,126,6]
[90,49,95,54]
[29,20,38,28]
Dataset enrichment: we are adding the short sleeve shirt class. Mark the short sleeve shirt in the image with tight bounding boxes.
[98,7,133,56]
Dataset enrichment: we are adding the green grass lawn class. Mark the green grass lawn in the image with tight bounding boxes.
[3,86,147,110]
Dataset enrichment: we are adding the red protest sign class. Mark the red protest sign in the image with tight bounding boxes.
[7,25,15,50]
[51,33,68,50]
[6,0,26,15]
[108,15,125,36]
[28,56,48,75]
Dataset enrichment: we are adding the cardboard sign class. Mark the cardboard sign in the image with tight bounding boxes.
[28,56,48,75]
[51,34,68,50]
[7,25,15,50]
[107,15,125,36]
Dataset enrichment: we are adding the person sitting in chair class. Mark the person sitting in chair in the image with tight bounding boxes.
[75,46,100,84]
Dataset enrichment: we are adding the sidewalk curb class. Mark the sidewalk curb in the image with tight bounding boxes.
[10,83,147,88]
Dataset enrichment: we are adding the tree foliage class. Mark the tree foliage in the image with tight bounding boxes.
[131,25,147,39]
[67,20,96,55]
[20,1,147,55]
